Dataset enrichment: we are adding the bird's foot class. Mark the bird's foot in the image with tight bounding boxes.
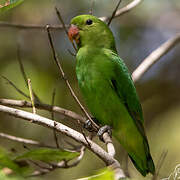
[83,117,96,132]
[84,120,93,132]
[84,117,99,132]
[97,125,112,142]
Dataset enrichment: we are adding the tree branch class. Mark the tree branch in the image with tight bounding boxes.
[0,98,115,157]
[55,7,77,52]
[107,0,122,26]
[0,21,64,30]
[28,146,86,177]
[0,132,54,148]
[0,105,126,179]
[17,45,41,103]
[0,98,85,122]
[99,0,142,22]
[1,76,29,99]
[132,33,180,82]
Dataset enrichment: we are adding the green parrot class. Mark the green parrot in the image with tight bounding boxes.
[68,14,155,176]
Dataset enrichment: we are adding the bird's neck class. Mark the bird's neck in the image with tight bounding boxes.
[77,43,117,54]
[77,29,117,52]
[76,46,117,67]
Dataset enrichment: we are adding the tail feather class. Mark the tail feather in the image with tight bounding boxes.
[147,154,155,175]
[129,155,147,176]
[128,151,155,177]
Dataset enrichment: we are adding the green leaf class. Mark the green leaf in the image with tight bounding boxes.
[0,0,24,13]
[0,148,32,176]
[15,148,80,163]
[78,168,132,180]
[77,168,115,180]
[0,170,25,180]
[0,148,21,174]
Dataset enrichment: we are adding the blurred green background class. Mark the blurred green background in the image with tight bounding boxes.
[0,0,180,179]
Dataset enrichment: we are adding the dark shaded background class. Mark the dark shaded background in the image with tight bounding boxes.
[0,0,180,179]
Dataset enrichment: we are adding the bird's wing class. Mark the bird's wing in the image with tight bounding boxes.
[106,50,146,136]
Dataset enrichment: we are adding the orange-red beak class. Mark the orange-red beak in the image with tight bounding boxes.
[68,24,80,44]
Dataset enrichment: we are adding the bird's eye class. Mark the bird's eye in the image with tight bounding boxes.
[86,19,93,25]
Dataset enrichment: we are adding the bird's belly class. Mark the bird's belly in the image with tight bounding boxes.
[78,74,129,127]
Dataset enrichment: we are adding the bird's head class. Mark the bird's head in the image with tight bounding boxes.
[68,15,116,50]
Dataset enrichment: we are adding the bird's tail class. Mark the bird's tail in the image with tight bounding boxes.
[128,137,155,176]
[129,151,155,176]
[114,132,155,176]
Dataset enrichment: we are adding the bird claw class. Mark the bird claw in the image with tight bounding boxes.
[97,125,112,142]
[84,117,99,132]
[84,120,93,132]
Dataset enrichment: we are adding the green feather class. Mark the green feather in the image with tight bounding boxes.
[71,15,155,176]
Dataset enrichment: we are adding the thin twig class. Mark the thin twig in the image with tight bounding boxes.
[55,7,77,52]
[17,45,28,88]
[0,132,54,148]
[51,88,60,148]
[107,0,122,26]
[28,160,53,171]
[28,146,86,177]
[0,21,64,30]
[28,79,36,114]
[132,33,180,82]
[152,150,168,180]
[55,7,68,36]
[99,0,142,22]
[17,45,41,103]
[66,146,85,167]
[81,128,91,147]
[46,25,99,130]
[1,75,29,99]
[89,0,95,15]
[0,98,85,123]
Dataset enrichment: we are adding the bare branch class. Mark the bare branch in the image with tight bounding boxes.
[1,76,29,99]
[0,104,126,179]
[0,98,85,122]
[66,146,85,167]
[55,7,77,52]
[0,21,64,30]
[17,45,28,88]
[17,46,41,102]
[107,0,122,26]
[0,132,54,148]
[103,133,115,157]
[100,0,142,22]
[29,146,86,177]
[132,33,180,82]
[152,150,168,180]
[55,7,68,36]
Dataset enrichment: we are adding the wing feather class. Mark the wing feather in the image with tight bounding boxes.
[107,51,146,136]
